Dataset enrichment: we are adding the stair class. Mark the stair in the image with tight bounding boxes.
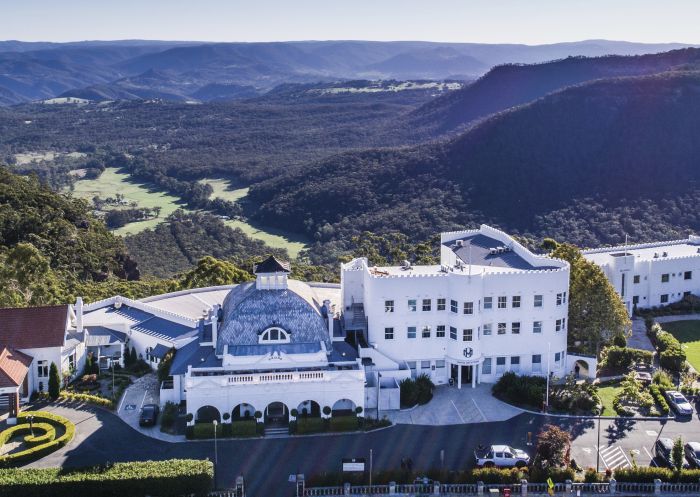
[264,426,289,438]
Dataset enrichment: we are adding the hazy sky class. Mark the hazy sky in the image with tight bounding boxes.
[3,0,700,45]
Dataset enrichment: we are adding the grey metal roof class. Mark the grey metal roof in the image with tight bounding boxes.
[446,234,557,270]
[85,326,126,347]
[130,315,198,341]
[151,343,172,359]
[170,339,221,375]
[217,279,331,354]
[254,255,291,274]
[328,341,358,363]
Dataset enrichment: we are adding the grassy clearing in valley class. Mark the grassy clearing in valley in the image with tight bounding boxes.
[199,178,309,258]
[69,167,194,236]
[661,320,700,371]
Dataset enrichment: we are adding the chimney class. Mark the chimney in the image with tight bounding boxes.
[75,297,84,334]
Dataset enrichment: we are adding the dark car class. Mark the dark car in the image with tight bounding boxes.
[685,442,700,468]
[139,404,160,427]
[654,437,674,468]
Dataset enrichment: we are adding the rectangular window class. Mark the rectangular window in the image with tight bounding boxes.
[37,360,48,378]
[556,319,562,332]
[450,326,457,340]
[633,275,640,284]
[463,302,473,315]
[483,323,492,336]
[437,298,446,311]
[511,356,520,371]
[421,361,431,369]
[662,274,670,283]
[633,296,640,305]
[385,300,394,313]
[436,360,446,368]
[407,361,416,370]
[556,293,563,305]
[512,296,521,308]
[534,295,543,307]
[484,297,493,310]
[511,322,521,334]
[482,358,492,375]
[661,294,669,304]
[555,352,561,363]
[562,318,566,330]
[498,296,507,309]
[384,327,394,340]
[685,271,693,280]
[533,321,542,334]
[408,299,417,312]
[496,357,506,373]
[532,354,542,373]
[422,299,431,312]
[463,329,473,342]
[436,325,446,337]
[497,322,506,335]
[407,326,417,339]
[450,300,458,313]
[422,325,431,338]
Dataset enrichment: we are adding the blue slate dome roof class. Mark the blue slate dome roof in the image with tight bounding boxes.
[217,279,331,355]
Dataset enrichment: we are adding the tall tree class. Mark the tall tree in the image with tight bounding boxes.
[178,256,252,288]
[0,243,65,307]
[550,242,630,357]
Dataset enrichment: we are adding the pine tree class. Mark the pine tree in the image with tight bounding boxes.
[130,346,138,365]
[48,362,61,400]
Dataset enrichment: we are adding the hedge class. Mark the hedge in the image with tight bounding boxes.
[295,417,326,434]
[614,467,700,483]
[0,459,213,497]
[37,390,115,409]
[649,384,670,415]
[188,420,259,439]
[329,416,359,432]
[0,423,54,448]
[601,346,653,369]
[0,411,75,466]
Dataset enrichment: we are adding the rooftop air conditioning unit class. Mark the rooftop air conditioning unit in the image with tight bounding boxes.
[654,253,659,258]
[456,240,464,247]
[489,248,497,255]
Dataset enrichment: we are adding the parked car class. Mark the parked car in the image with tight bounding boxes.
[666,390,694,416]
[475,444,530,468]
[653,437,674,468]
[685,442,700,468]
[139,404,160,427]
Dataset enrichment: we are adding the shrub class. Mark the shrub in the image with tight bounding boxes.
[230,419,257,437]
[156,348,175,383]
[296,417,325,434]
[190,423,222,439]
[160,402,178,432]
[471,467,525,484]
[0,459,213,497]
[415,374,435,404]
[649,384,670,414]
[48,362,60,400]
[322,406,332,417]
[614,466,673,482]
[672,437,684,471]
[400,378,419,407]
[492,372,546,408]
[22,423,55,447]
[612,333,627,347]
[653,370,675,391]
[584,468,602,483]
[535,425,571,468]
[222,412,230,421]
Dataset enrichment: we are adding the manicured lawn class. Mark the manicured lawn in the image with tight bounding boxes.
[661,320,700,370]
[597,381,622,416]
[199,178,249,203]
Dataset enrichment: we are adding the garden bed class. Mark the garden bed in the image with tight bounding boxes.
[0,411,75,467]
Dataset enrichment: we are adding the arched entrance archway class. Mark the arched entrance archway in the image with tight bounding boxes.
[296,400,321,418]
[332,398,356,417]
[265,401,289,425]
[232,403,256,421]
[574,360,590,379]
[196,405,221,423]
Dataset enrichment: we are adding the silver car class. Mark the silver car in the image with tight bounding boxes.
[666,390,693,416]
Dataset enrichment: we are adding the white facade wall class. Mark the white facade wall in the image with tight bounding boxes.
[184,368,365,422]
[584,238,700,314]
[18,346,62,394]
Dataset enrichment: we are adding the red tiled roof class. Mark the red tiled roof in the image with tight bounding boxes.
[0,305,69,349]
[0,347,32,388]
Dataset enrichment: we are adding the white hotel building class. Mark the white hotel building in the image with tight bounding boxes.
[342,225,573,390]
[4,225,584,426]
[583,235,700,315]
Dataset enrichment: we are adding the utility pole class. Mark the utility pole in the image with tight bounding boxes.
[369,448,373,490]
[596,413,602,473]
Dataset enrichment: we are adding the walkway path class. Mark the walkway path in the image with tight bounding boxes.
[383,384,522,425]
[629,317,655,351]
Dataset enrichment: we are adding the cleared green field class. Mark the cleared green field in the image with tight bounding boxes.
[69,167,194,236]
[597,382,622,416]
[661,320,700,371]
[199,178,249,203]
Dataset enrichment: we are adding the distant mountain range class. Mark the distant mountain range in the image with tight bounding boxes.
[0,39,695,105]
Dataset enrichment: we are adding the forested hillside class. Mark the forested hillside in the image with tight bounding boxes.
[406,48,700,137]
[249,71,700,262]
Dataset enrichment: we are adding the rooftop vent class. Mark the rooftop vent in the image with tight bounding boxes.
[654,253,659,258]
[489,248,498,255]
[401,260,412,270]
[662,252,668,257]
[455,240,464,247]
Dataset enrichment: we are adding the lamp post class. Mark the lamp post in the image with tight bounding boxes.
[28,415,34,437]
[369,448,373,490]
[111,361,115,399]
[213,419,219,489]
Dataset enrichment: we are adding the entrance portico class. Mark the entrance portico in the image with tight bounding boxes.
[448,357,481,389]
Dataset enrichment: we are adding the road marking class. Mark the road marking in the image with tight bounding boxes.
[471,398,487,422]
[596,445,631,470]
[644,446,657,466]
[139,390,147,409]
[117,389,129,412]
[582,448,592,454]
[450,400,466,423]
[646,430,658,437]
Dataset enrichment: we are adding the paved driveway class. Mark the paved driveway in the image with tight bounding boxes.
[386,384,523,425]
[117,374,179,442]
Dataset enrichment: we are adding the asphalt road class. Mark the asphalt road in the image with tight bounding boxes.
[25,405,700,497]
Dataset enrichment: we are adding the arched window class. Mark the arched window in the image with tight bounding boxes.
[259,327,290,344]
